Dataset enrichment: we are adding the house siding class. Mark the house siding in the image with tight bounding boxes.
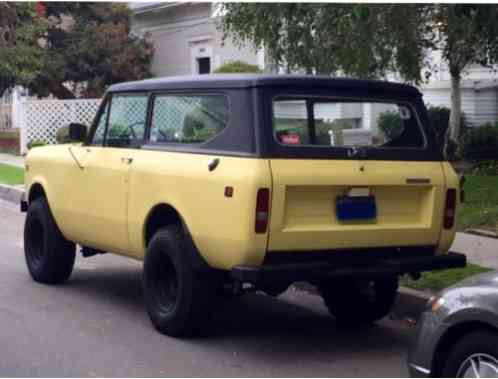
[474,89,498,126]
[422,86,498,127]
[132,3,261,77]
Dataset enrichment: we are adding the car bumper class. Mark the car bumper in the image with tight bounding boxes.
[408,309,450,378]
[231,251,466,284]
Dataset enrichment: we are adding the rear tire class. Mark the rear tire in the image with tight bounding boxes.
[143,226,218,337]
[24,197,76,284]
[318,276,398,325]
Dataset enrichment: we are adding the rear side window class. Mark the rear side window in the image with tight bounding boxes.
[150,95,228,144]
[273,97,425,149]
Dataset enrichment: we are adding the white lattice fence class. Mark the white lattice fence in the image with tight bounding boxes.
[20,99,101,154]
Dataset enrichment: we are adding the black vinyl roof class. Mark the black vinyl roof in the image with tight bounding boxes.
[107,74,421,95]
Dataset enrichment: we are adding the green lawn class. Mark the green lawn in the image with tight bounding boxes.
[457,175,498,231]
[0,163,24,185]
[401,263,492,292]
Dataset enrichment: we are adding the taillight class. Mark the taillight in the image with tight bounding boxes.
[444,189,457,229]
[255,188,270,233]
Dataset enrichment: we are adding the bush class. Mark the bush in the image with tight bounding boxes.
[56,125,71,143]
[378,111,403,140]
[378,105,466,159]
[472,160,498,175]
[426,105,468,145]
[427,106,450,147]
[213,60,262,74]
[57,124,91,144]
[462,123,498,160]
[27,140,47,150]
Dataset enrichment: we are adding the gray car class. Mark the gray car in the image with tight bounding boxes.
[409,271,498,377]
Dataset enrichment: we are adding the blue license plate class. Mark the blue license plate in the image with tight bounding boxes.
[336,196,377,221]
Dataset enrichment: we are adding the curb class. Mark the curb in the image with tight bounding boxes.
[398,286,432,300]
[0,183,24,205]
[465,229,498,240]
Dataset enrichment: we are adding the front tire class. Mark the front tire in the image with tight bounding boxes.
[143,226,218,337]
[318,276,398,325]
[441,330,498,378]
[24,197,76,284]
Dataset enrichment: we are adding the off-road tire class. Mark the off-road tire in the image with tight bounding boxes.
[318,276,398,325]
[143,226,218,337]
[24,197,76,284]
[441,330,498,377]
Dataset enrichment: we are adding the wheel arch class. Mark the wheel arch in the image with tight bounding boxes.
[431,320,498,376]
[142,203,212,271]
[28,182,47,204]
[143,203,184,248]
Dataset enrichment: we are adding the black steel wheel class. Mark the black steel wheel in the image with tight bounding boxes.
[24,197,76,284]
[318,276,398,325]
[143,226,218,337]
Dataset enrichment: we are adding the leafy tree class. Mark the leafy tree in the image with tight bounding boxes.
[221,4,498,153]
[221,4,432,80]
[0,3,47,95]
[431,5,498,148]
[28,2,154,99]
[213,60,262,73]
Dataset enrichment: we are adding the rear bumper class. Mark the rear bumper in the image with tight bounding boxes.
[231,251,466,284]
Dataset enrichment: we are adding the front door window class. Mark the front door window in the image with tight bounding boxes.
[91,101,109,146]
[106,94,149,147]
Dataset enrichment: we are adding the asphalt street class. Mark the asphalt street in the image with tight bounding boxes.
[0,198,417,377]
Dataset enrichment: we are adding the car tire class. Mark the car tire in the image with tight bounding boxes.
[318,276,398,325]
[441,330,498,378]
[24,197,76,284]
[143,226,218,337]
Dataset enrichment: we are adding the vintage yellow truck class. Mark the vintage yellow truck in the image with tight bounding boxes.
[21,74,466,337]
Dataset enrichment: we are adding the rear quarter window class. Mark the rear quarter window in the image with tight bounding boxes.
[150,95,228,144]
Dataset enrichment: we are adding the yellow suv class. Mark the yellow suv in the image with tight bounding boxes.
[21,74,466,337]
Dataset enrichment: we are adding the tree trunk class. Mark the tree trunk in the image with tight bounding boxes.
[447,72,462,148]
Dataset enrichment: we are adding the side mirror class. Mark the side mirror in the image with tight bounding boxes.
[68,123,87,142]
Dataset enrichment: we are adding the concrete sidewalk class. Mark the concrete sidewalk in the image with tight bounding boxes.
[0,152,24,168]
[452,232,498,270]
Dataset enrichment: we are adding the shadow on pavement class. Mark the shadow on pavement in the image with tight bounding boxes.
[59,264,416,349]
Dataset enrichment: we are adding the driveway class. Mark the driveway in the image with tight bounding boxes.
[0,199,416,377]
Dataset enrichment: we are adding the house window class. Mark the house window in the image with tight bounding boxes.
[197,57,211,74]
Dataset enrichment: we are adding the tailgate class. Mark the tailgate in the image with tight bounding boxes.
[267,160,445,251]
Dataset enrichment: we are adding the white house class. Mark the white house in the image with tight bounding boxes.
[130,2,265,76]
[417,49,498,126]
[421,80,498,128]
[130,2,498,132]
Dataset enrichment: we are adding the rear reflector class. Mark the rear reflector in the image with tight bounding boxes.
[444,189,457,229]
[255,188,270,234]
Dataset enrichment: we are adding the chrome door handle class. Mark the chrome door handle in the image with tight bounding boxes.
[121,157,133,164]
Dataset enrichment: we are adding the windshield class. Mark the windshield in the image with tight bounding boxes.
[272,97,425,150]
